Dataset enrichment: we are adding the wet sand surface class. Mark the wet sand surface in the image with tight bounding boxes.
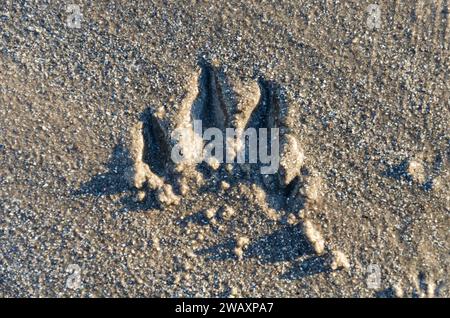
[0,1,449,297]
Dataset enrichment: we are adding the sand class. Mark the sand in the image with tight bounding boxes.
[0,1,449,297]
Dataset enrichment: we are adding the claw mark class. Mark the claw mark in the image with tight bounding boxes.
[127,121,164,190]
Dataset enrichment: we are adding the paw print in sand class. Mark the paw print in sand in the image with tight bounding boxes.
[126,60,346,267]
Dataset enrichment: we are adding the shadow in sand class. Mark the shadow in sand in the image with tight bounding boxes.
[245,224,314,263]
[196,224,315,263]
[196,238,237,261]
[382,158,440,192]
[280,254,331,280]
[73,143,132,196]
[375,287,396,298]
[73,142,163,213]
[382,160,411,182]
[177,210,211,227]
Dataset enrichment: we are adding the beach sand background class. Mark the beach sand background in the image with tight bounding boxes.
[0,0,449,297]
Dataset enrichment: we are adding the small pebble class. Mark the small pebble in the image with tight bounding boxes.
[204,208,216,220]
[221,205,235,220]
[220,181,230,191]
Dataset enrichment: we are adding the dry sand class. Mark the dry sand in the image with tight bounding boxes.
[0,0,449,297]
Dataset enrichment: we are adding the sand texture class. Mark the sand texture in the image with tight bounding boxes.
[0,1,449,297]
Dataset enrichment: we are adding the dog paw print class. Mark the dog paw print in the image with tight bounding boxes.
[126,62,318,209]
[124,60,345,265]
